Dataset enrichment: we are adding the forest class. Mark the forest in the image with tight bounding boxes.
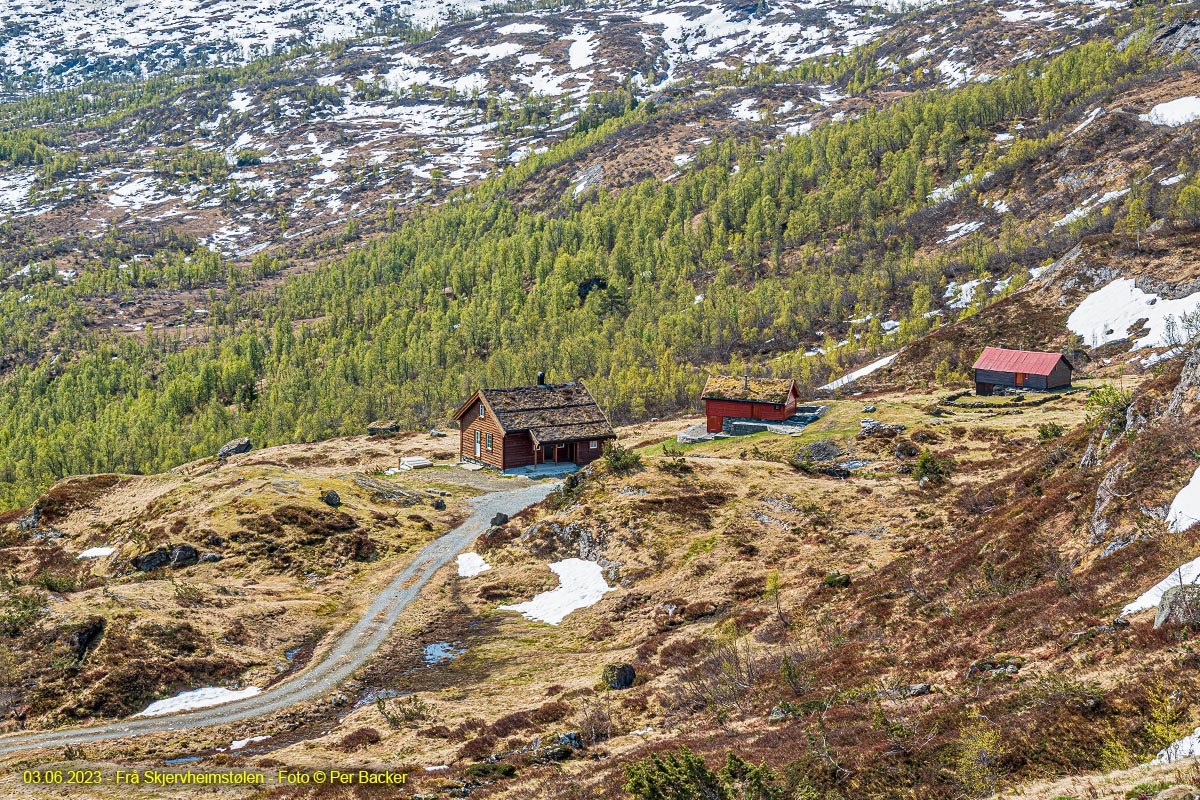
[0,11,1197,510]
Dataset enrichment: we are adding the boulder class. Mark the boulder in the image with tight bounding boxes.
[899,683,932,698]
[823,572,851,588]
[429,429,448,438]
[1154,786,1200,800]
[895,440,919,459]
[431,498,446,511]
[602,663,636,690]
[217,437,252,460]
[818,465,851,479]
[800,439,843,463]
[321,490,342,508]
[132,547,172,571]
[490,512,510,527]
[199,552,222,564]
[862,405,877,413]
[1155,585,1200,629]
[170,544,200,568]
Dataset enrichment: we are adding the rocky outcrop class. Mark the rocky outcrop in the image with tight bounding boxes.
[800,439,843,462]
[602,663,635,690]
[1166,348,1200,421]
[217,437,252,460]
[170,544,200,568]
[1089,460,1128,544]
[132,544,201,570]
[490,512,510,527]
[132,547,172,571]
[1155,585,1200,629]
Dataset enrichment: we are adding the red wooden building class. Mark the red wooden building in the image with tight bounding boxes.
[972,347,1073,395]
[453,376,616,471]
[701,375,801,433]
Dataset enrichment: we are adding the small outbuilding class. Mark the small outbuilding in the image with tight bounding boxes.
[701,375,801,433]
[972,347,1073,395]
[453,374,616,471]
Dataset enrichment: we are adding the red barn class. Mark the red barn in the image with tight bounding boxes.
[453,376,616,471]
[972,347,1073,395]
[702,375,801,434]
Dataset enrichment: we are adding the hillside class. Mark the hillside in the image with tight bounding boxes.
[4,1,1200,797]
[3,2,1200,510]
[1,298,1200,798]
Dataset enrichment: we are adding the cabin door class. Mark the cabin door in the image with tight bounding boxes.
[474,430,481,458]
[1014,372,1026,388]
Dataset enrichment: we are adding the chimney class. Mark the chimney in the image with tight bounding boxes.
[743,370,750,390]
[536,371,546,386]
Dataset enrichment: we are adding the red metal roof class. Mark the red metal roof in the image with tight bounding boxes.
[972,347,1070,376]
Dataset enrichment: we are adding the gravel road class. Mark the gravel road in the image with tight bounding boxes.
[0,482,558,756]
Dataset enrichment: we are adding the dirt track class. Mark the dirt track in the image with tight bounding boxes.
[0,482,558,756]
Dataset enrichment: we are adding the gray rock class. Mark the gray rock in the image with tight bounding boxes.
[170,544,200,568]
[800,439,843,463]
[602,663,636,690]
[767,706,796,723]
[217,437,252,460]
[199,552,222,563]
[132,547,172,571]
[429,429,448,438]
[16,506,39,531]
[431,498,446,511]
[321,490,342,508]
[899,683,932,698]
[1155,585,1200,629]
[862,405,877,413]
[819,465,851,479]
[490,512,510,526]
[895,440,919,459]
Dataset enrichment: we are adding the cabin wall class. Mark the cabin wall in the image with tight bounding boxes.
[459,399,506,470]
[1047,361,1073,388]
[704,398,792,426]
[503,433,536,470]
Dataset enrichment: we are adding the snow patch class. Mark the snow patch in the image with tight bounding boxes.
[136,686,262,717]
[499,559,613,625]
[1167,466,1200,534]
[818,354,897,391]
[230,735,270,750]
[1067,278,1200,350]
[457,552,492,577]
[76,546,116,559]
[1140,97,1200,127]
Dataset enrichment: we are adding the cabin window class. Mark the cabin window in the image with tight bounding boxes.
[478,403,484,419]
[589,440,599,449]
[486,433,493,450]
[774,404,782,411]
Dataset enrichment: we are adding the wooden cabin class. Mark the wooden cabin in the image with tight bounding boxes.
[972,347,1073,395]
[701,375,801,433]
[453,375,616,471]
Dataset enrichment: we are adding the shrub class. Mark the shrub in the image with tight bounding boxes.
[1037,421,1064,439]
[337,727,381,752]
[457,733,497,761]
[603,442,643,476]
[954,719,1006,799]
[530,700,571,725]
[625,747,785,800]
[489,711,531,737]
[464,762,516,780]
[913,449,953,484]
[1086,384,1133,433]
